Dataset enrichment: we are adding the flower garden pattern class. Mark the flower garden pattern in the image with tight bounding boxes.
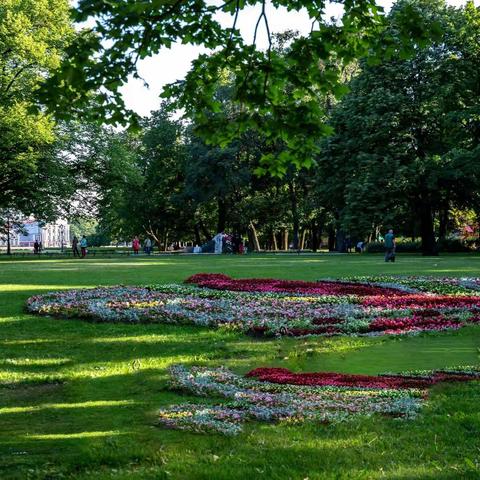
[156,365,480,435]
[246,366,480,389]
[27,274,480,337]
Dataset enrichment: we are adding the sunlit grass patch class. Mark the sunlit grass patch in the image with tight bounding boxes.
[0,254,479,479]
[0,400,138,415]
[1,357,72,366]
[23,430,126,440]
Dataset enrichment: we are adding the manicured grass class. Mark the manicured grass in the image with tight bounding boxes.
[0,254,479,479]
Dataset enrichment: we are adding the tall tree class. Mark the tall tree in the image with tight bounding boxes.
[317,0,480,255]
[184,132,253,236]
[0,0,73,221]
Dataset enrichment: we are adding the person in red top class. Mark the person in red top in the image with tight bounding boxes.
[132,236,140,255]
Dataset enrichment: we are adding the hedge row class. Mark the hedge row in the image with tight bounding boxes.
[365,239,477,253]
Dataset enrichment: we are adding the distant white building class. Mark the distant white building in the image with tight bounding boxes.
[0,218,71,248]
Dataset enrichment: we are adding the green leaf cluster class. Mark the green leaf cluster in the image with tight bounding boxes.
[40,0,443,173]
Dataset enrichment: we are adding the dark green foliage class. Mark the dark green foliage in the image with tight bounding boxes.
[316,0,480,255]
[365,241,421,253]
[437,238,473,253]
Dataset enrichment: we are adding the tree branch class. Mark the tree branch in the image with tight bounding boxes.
[3,64,32,94]
[261,1,272,99]
[227,0,240,49]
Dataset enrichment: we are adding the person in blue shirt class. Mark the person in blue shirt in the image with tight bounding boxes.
[384,229,395,262]
[80,235,88,258]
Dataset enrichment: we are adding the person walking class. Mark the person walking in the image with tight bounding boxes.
[80,235,88,258]
[384,229,396,262]
[213,232,223,254]
[72,236,80,257]
[132,236,140,255]
[144,237,152,255]
[356,240,364,253]
[33,240,39,254]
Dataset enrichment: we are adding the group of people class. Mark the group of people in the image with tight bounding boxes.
[71,236,88,258]
[212,232,245,254]
[340,237,366,253]
[70,235,153,257]
[33,240,43,254]
[132,236,153,255]
[347,229,396,262]
[67,230,395,259]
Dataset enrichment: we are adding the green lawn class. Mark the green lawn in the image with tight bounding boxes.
[1,254,479,479]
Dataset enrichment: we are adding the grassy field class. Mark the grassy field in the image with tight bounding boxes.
[0,253,479,479]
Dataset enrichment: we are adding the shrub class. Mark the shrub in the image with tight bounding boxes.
[437,238,472,253]
[365,241,421,253]
[365,239,477,253]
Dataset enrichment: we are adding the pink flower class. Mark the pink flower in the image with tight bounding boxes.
[246,367,479,389]
[185,274,408,296]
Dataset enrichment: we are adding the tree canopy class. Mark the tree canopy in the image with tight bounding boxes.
[40,0,442,174]
[0,0,74,218]
[2,0,479,257]
[54,0,478,257]
[316,0,480,254]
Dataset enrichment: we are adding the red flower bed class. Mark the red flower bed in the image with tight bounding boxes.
[185,273,407,297]
[362,294,480,308]
[312,316,345,325]
[246,367,479,389]
[181,274,480,337]
[368,315,462,332]
[469,315,480,323]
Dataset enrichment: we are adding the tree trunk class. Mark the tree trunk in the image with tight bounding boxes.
[163,230,169,252]
[336,229,347,253]
[248,222,261,251]
[328,227,336,251]
[288,180,300,249]
[6,216,11,256]
[311,220,323,252]
[438,206,449,241]
[146,222,161,251]
[311,221,318,252]
[420,202,438,256]
[217,199,227,233]
[194,223,202,246]
[299,230,307,250]
[282,229,289,250]
[197,221,211,241]
[153,229,161,252]
[272,231,278,251]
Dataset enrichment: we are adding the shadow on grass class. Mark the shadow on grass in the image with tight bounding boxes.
[1,266,480,479]
[0,371,479,479]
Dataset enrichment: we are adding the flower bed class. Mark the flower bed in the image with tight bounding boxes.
[341,275,480,296]
[26,275,480,337]
[156,364,479,435]
[246,366,480,389]
[156,365,423,435]
[185,273,409,296]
